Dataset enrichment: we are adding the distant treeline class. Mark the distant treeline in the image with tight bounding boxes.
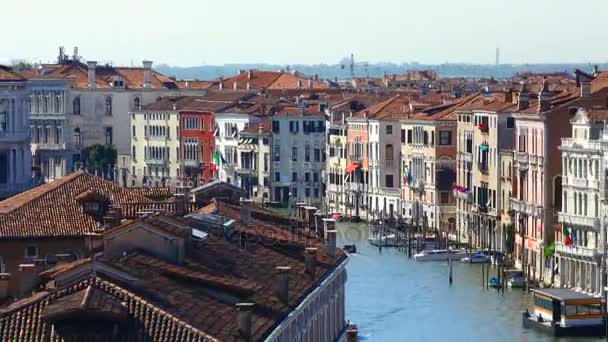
[156,62,608,81]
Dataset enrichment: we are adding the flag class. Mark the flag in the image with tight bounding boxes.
[406,170,413,185]
[220,152,228,165]
[212,150,220,172]
[544,242,555,258]
[562,223,572,246]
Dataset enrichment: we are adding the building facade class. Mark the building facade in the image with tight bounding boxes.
[214,111,251,184]
[0,66,32,198]
[237,119,272,202]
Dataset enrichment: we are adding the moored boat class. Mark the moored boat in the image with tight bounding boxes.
[414,249,467,262]
[343,244,357,253]
[488,276,502,288]
[507,273,524,288]
[460,252,490,264]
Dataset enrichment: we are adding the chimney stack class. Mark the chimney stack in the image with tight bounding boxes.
[308,79,313,89]
[219,79,224,90]
[234,81,239,90]
[276,266,291,303]
[174,193,186,216]
[240,198,252,225]
[19,263,40,297]
[0,273,10,300]
[581,81,591,98]
[325,230,337,258]
[304,247,318,276]
[142,60,153,89]
[248,70,253,80]
[87,61,97,89]
[323,218,336,239]
[236,302,255,340]
[517,79,529,111]
[538,78,551,113]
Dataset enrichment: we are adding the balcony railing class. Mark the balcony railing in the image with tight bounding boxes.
[35,143,67,150]
[510,198,525,212]
[515,151,528,164]
[145,158,168,165]
[555,242,597,258]
[458,152,473,163]
[380,187,401,196]
[558,212,600,230]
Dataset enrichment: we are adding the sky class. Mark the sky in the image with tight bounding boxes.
[2,0,607,66]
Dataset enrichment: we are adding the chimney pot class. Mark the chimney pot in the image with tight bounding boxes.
[304,248,318,276]
[87,61,97,89]
[581,82,591,98]
[236,302,255,340]
[142,60,153,89]
[174,193,186,216]
[325,230,337,258]
[18,264,40,297]
[240,198,252,225]
[0,273,11,300]
[275,266,291,303]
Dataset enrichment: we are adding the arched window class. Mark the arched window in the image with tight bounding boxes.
[385,144,393,160]
[73,97,80,115]
[105,96,112,116]
[423,131,429,145]
[132,146,136,160]
[74,128,81,146]
[134,97,141,110]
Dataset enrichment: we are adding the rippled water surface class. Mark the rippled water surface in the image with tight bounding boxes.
[337,222,603,342]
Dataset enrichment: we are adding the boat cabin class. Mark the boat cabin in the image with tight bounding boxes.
[524,288,606,337]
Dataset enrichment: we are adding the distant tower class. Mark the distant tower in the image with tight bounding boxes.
[350,53,355,80]
[495,48,500,66]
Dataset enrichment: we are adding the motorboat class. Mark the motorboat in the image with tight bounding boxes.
[368,233,396,247]
[460,252,490,264]
[414,248,467,262]
[488,276,502,288]
[507,273,524,288]
[343,244,357,254]
[490,252,504,265]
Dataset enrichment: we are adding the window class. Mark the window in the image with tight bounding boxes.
[292,146,298,162]
[305,188,310,198]
[423,131,429,145]
[25,245,38,259]
[407,129,412,144]
[314,148,320,162]
[401,129,406,143]
[314,188,319,198]
[507,117,515,129]
[292,187,298,198]
[292,172,298,182]
[439,131,452,145]
[272,121,280,133]
[105,127,113,145]
[305,172,310,182]
[289,120,299,133]
[385,144,393,160]
[273,145,280,161]
[132,146,136,159]
[74,128,81,145]
[385,174,394,188]
[305,145,310,162]
[73,97,80,115]
[105,96,112,116]
[313,172,319,182]
[274,172,280,182]
[386,125,393,134]
[134,97,141,110]
[440,191,449,204]
[184,117,198,130]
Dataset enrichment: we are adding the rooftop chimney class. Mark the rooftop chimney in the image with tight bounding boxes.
[517,79,529,111]
[276,266,291,303]
[87,61,97,89]
[304,247,317,276]
[19,263,40,297]
[594,65,600,77]
[246,81,251,90]
[538,78,551,113]
[234,81,238,90]
[236,302,255,340]
[325,230,337,258]
[322,218,336,240]
[297,80,303,89]
[142,60,153,89]
[581,81,591,98]
[248,70,253,80]
[174,193,186,216]
[219,80,224,90]
[308,79,313,89]
[0,273,10,300]
[240,198,252,225]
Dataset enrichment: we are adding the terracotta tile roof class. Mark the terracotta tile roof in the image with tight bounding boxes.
[129,187,174,201]
[1,203,347,341]
[0,172,155,239]
[41,284,128,322]
[241,118,272,134]
[0,66,25,81]
[175,80,215,89]
[211,70,331,90]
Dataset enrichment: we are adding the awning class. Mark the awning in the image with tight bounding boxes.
[345,162,360,173]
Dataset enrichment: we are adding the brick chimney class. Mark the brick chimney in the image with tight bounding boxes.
[87,61,97,89]
[304,247,317,276]
[236,302,255,340]
[275,266,290,303]
[240,198,252,225]
[581,81,591,98]
[143,60,153,89]
[174,193,186,216]
[0,273,10,300]
[538,78,552,113]
[248,70,253,80]
[19,263,40,297]
[322,218,336,240]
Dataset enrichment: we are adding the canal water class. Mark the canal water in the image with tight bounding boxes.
[337,222,603,342]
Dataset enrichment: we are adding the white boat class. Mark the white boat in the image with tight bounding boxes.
[460,253,490,264]
[507,273,524,288]
[414,249,467,262]
[368,233,396,247]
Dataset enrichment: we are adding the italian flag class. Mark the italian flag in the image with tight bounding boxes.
[212,150,220,173]
[562,223,572,246]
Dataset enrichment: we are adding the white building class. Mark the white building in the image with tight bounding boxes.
[215,111,251,185]
[0,66,32,198]
[557,107,608,296]
[237,119,272,202]
[271,103,326,205]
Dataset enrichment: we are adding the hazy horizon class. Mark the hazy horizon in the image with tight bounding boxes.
[3,0,608,67]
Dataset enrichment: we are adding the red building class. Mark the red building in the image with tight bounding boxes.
[179,109,215,184]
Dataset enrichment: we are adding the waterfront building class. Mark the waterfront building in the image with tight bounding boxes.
[0,66,32,199]
[557,102,608,295]
[271,102,326,205]
[400,99,464,231]
[237,118,272,202]
[454,92,516,252]
[344,110,369,219]
[214,109,252,185]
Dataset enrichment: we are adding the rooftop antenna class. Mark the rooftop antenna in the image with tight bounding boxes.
[495,47,500,66]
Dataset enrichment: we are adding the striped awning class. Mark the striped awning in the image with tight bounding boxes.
[238,138,256,151]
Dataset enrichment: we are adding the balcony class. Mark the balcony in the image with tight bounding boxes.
[145,158,168,165]
[558,212,600,230]
[510,198,526,212]
[555,242,597,259]
[35,143,67,151]
[380,187,401,196]
[236,168,255,176]
[514,151,528,165]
